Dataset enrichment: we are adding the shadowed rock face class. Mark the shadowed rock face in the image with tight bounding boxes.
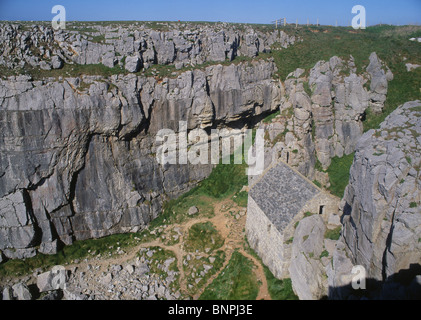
[0,59,282,258]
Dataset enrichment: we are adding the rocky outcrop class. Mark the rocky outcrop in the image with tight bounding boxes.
[328,100,421,299]
[341,100,421,279]
[260,53,393,183]
[0,59,281,258]
[289,215,327,300]
[0,22,296,72]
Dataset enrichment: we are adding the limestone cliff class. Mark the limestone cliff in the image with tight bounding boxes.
[0,58,281,259]
[329,100,421,299]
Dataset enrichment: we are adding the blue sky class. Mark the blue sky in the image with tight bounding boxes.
[0,0,420,26]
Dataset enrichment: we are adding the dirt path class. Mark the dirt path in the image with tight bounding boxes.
[58,196,271,300]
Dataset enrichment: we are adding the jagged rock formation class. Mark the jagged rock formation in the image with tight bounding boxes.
[0,58,281,259]
[289,215,327,300]
[0,22,295,72]
[328,101,421,299]
[261,53,393,185]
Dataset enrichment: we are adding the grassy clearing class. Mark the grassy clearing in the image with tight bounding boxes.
[19,63,126,80]
[184,222,224,253]
[149,146,249,230]
[262,267,298,300]
[326,152,355,198]
[199,250,259,300]
[232,191,248,208]
[325,226,342,241]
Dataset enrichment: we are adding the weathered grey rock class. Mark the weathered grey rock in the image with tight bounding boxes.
[125,264,135,275]
[188,206,199,216]
[125,55,142,72]
[102,52,117,68]
[0,47,280,256]
[37,271,54,292]
[51,55,63,69]
[406,63,421,72]
[340,100,421,281]
[39,61,52,71]
[0,22,296,71]
[289,215,327,300]
[263,53,392,177]
[39,240,59,255]
[101,273,113,285]
[12,283,32,300]
[366,52,390,113]
[2,286,13,300]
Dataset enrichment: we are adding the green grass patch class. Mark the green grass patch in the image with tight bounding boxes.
[90,35,106,43]
[285,237,294,245]
[198,155,248,199]
[0,232,141,277]
[184,222,224,253]
[243,237,298,300]
[410,202,418,208]
[22,63,126,80]
[263,110,280,123]
[154,192,216,228]
[263,267,298,300]
[324,226,342,241]
[232,191,248,208]
[326,152,355,198]
[199,250,259,300]
[312,180,322,188]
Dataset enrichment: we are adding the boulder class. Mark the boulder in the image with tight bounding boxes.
[102,52,117,68]
[125,55,142,72]
[39,61,51,71]
[12,283,32,300]
[51,56,63,69]
[2,286,13,300]
[188,206,199,216]
[289,215,327,300]
[37,271,54,292]
[39,240,59,255]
